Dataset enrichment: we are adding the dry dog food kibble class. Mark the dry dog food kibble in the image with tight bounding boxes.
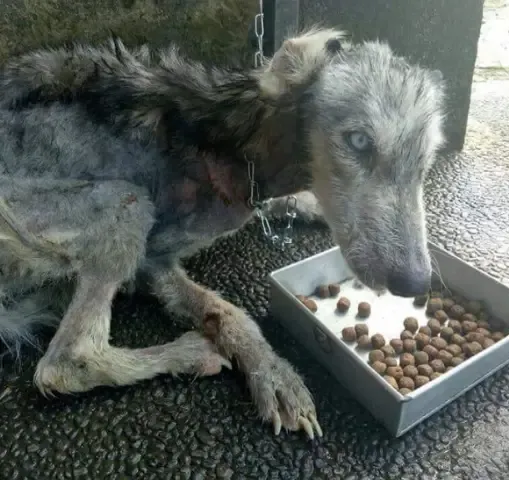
[403,339,416,353]
[296,295,307,303]
[448,320,462,333]
[477,320,491,330]
[328,283,341,296]
[336,297,351,313]
[446,344,462,357]
[449,304,466,319]
[381,345,396,358]
[476,328,491,338]
[465,332,485,344]
[384,375,399,389]
[419,326,432,336]
[413,294,428,307]
[400,353,415,367]
[385,357,398,367]
[418,364,433,377]
[438,350,453,366]
[415,333,430,349]
[430,372,443,380]
[427,319,442,336]
[414,351,429,365]
[415,375,430,388]
[399,377,415,391]
[482,338,496,349]
[303,298,318,312]
[400,330,414,341]
[423,344,439,359]
[462,321,478,334]
[442,298,455,313]
[390,339,404,354]
[342,327,357,342]
[371,334,386,349]
[440,326,454,342]
[316,285,330,298]
[434,310,449,325]
[403,365,418,378]
[371,361,387,374]
[358,302,371,318]
[462,313,478,323]
[354,324,369,338]
[430,359,446,373]
[450,356,464,367]
[430,337,448,351]
[463,341,483,357]
[386,366,404,380]
[399,388,413,395]
[426,298,443,315]
[357,335,371,349]
[404,317,419,333]
[492,332,505,342]
[451,333,467,346]
[368,350,385,363]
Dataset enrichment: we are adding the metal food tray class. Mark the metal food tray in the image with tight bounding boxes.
[269,243,509,437]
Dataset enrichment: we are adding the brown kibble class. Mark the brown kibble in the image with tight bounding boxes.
[354,324,369,338]
[419,326,432,337]
[465,300,482,315]
[442,298,455,313]
[296,294,307,303]
[390,339,404,354]
[358,302,371,318]
[415,333,430,349]
[415,375,430,388]
[450,356,464,367]
[423,345,439,359]
[427,319,442,336]
[463,341,483,357]
[342,327,357,342]
[414,351,429,366]
[403,339,416,353]
[461,313,478,323]
[371,361,387,374]
[357,335,371,349]
[430,359,446,373]
[426,298,443,315]
[434,310,448,325]
[385,357,398,367]
[448,320,462,333]
[384,375,399,389]
[430,337,448,351]
[449,304,466,319]
[430,372,443,380]
[440,326,454,342]
[438,350,453,366]
[446,344,462,357]
[400,330,414,341]
[413,294,428,307]
[476,328,491,338]
[462,321,478,334]
[316,284,330,298]
[303,298,318,312]
[336,297,351,313]
[328,283,341,296]
[404,317,419,333]
[399,388,413,395]
[386,366,404,380]
[482,338,496,349]
[381,345,396,358]
[451,333,467,346]
[417,364,433,377]
[400,353,415,367]
[465,332,485,344]
[371,334,386,349]
[477,320,491,330]
[492,332,505,342]
[399,376,415,390]
[368,350,385,363]
[446,366,455,373]
[403,365,418,378]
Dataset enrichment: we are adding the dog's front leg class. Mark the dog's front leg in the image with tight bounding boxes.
[153,267,322,439]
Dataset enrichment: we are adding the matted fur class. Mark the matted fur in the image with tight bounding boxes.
[0,28,445,438]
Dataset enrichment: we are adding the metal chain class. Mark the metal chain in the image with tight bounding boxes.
[249,1,297,248]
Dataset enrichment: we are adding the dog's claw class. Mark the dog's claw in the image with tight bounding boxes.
[298,416,315,439]
[272,412,282,435]
[309,413,323,437]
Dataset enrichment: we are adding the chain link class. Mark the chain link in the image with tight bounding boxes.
[249,1,297,247]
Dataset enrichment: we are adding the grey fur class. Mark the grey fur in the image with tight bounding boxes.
[0,28,445,438]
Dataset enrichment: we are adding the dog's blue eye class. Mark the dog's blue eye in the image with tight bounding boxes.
[346,132,372,152]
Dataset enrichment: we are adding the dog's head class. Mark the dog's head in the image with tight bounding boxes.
[266,30,446,296]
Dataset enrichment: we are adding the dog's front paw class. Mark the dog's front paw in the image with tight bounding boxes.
[247,354,322,439]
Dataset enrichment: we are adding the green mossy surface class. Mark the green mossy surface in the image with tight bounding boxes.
[0,0,257,65]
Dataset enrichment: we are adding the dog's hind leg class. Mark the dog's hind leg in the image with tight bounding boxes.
[151,267,322,439]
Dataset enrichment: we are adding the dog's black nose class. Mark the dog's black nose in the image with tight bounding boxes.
[387,271,430,298]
